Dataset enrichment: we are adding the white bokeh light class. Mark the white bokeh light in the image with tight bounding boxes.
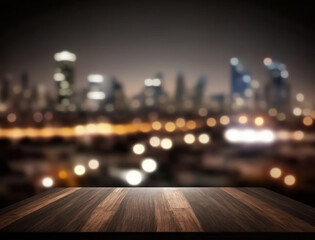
[126,170,143,185]
[141,158,157,173]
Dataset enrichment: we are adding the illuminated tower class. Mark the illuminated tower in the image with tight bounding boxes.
[86,74,106,111]
[53,50,76,111]
[230,57,252,97]
[264,57,291,113]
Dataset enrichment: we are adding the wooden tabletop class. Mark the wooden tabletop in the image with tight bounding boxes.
[0,187,314,232]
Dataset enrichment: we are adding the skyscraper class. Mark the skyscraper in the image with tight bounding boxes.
[230,57,252,98]
[174,73,185,112]
[264,58,291,113]
[85,74,106,111]
[230,57,253,111]
[193,75,207,109]
[53,50,76,112]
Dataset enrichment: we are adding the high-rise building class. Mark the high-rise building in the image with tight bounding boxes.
[230,57,254,111]
[193,75,207,109]
[85,74,106,111]
[174,73,185,111]
[230,57,252,98]
[264,58,291,113]
[53,50,76,112]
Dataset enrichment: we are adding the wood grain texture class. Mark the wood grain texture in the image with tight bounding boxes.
[0,187,314,232]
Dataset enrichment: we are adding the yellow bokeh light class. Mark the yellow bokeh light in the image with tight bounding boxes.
[175,118,186,128]
[58,170,68,179]
[207,117,216,127]
[152,121,162,130]
[219,115,230,125]
[186,120,196,130]
[284,175,296,186]
[293,131,304,141]
[165,122,176,132]
[270,168,282,178]
[74,165,86,176]
[254,117,264,126]
[238,115,248,124]
[303,116,313,126]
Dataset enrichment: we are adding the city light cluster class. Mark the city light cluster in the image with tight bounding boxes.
[225,128,275,144]
[269,167,296,186]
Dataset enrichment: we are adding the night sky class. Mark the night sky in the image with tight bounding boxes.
[0,0,314,102]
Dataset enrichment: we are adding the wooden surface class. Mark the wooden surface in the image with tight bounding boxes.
[0,187,314,232]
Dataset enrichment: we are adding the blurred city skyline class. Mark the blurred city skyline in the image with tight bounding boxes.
[0,0,314,99]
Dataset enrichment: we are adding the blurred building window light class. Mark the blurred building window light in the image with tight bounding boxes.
[268,108,277,117]
[54,51,76,62]
[7,113,17,122]
[293,130,304,141]
[276,113,286,121]
[280,70,289,78]
[296,93,304,102]
[88,74,104,83]
[263,57,272,66]
[293,107,302,116]
[198,108,208,117]
[87,91,106,100]
[230,57,239,66]
[302,108,311,116]
[54,72,65,81]
[33,112,43,122]
[251,79,259,88]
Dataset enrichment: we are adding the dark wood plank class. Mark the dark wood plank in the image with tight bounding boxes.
[101,188,159,232]
[81,188,128,232]
[222,188,315,232]
[181,188,284,231]
[163,188,203,232]
[0,187,80,230]
[0,188,65,216]
[2,188,113,232]
[154,189,181,232]
[1,187,314,232]
[238,187,315,225]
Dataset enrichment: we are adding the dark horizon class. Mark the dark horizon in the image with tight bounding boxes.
[0,0,314,101]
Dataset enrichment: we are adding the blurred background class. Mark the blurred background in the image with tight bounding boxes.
[0,0,314,209]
